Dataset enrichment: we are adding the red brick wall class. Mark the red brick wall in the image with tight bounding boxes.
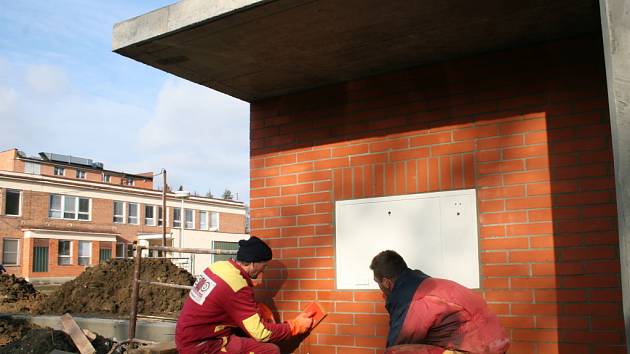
[0,149,17,172]
[220,213,247,233]
[249,36,625,353]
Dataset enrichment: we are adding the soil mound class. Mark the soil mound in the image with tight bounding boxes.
[0,325,112,354]
[0,317,33,346]
[37,258,194,317]
[0,275,43,313]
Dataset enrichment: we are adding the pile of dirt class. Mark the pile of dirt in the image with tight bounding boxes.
[37,258,194,317]
[0,325,112,354]
[0,317,33,346]
[0,275,43,313]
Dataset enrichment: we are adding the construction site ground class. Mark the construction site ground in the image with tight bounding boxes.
[0,258,194,353]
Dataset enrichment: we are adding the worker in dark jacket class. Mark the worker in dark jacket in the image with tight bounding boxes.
[370,250,510,354]
[176,236,314,354]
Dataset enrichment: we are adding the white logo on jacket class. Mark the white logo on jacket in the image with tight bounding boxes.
[190,272,216,305]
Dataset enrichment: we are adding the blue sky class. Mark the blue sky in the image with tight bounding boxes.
[0,1,250,202]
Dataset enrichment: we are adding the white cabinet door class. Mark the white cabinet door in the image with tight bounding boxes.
[335,189,479,289]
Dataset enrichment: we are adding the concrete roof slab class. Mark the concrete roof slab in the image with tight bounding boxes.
[113,0,600,102]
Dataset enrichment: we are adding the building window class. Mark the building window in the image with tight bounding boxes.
[24,162,40,175]
[210,211,219,231]
[49,194,90,220]
[4,189,21,216]
[173,208,181,228]
[127,244,135,258]
[58,240,72,265]
[116,243,125,259]
[185,209,194,229]
[128,203,139,224]
[103,174,111,183]
[2,239,18,265]
[212,241,238,263]
[76,170,86,179]
[199,211,207,230]
[54,166,65,176]
[157,206,163,226]
[78,241,91,266]
[124,177,134,186]
[145,205,155,226]
[113,201,124,223]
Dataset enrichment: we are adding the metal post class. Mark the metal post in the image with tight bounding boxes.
[128,244,143,342]
[162,169,167,251]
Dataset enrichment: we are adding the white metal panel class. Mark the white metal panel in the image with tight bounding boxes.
[335,189,479,290]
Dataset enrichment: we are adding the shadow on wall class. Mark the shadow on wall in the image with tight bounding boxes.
[253,260,307,353]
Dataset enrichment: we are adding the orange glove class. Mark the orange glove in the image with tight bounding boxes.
[288,310,315,336]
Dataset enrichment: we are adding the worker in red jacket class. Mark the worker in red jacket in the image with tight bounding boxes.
[370,250,510,354]
[176,236,314,354]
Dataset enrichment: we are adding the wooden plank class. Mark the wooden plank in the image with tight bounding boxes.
[59,313,96,354]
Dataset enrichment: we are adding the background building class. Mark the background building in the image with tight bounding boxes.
[112,1,630,353]
[0,148,247,282]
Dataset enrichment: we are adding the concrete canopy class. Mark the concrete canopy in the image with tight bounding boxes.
[113,0,600,102]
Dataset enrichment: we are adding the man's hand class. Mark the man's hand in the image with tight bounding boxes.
[288,310,315,336]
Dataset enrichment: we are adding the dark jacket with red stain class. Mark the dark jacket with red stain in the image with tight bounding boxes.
[386,269,509,354]
[175,259,291,353]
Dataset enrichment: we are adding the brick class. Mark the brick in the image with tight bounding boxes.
[480,251,508,263]
[503,145,547,159]
[282,226,315,237]
[354,167,364,198]
[478,135,524,150]
[410,132,451,147]
[476,150,501,162]
[298,170,332,183]
[485,290,533,302]
[428,158,439,191]
[451,155,463,189]
[505,197,552,210]
[481,237,529,250]
[281,162,313,174]
[479,160,524,175]
[298,149,332,162]
[510,250,556,262]
[453,125,499,141]
[281,205,314,216]
[463,153,474,188]
[479,225,506,238]
[251,208,281,218]
[265,196,297,207]
[351,153,389,166]
[265,153,297,167]
[315,157,350,170]
[431,141,474,156]
[266,175,297,187]
[298,214,332,225]
[478,185,525,199]
[480,211,527,224]
[483,264,530,276]
[250,187,280,198]
[281,183,314,195]
[251,167,280,178]
[333,144,369,157]
[390,147,429,161]
[370,138,409,152]
[503,170,550,185]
